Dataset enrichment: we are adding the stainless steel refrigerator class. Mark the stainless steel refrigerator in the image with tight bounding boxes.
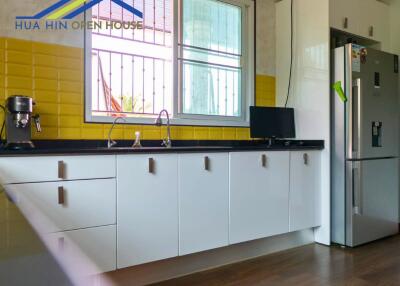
[332,44,399,247]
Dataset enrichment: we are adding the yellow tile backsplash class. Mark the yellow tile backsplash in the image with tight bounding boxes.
[5,50,32,66]
[221,128,236,140]
[6,63,33,78]
[33,54,57,67]
[256,74,276,107]
[6,76,32,90]
[0,37,276,141]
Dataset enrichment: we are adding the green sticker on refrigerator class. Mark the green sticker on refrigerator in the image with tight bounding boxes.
[333,81,347,102]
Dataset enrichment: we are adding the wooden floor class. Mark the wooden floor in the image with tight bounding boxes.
[152,235,400,286]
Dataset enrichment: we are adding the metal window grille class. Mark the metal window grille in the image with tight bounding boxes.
[91,0,172,118]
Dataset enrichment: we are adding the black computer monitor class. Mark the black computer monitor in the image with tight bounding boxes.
[250,106,296,139]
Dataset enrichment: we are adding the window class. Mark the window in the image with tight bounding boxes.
[85,0,254,126]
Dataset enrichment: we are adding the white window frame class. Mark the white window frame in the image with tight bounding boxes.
[84,0,254,127]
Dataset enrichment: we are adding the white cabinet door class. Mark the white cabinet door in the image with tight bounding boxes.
[0,155,116,184]
[330,0,390,48]
[178,153,229,255]
[48,225,116,274]
[5,179,116,233]
[330,0,359,35]
[360,0,390,46]
[117,154,178,268]
[289,151,321,232]
[229,152,290,244]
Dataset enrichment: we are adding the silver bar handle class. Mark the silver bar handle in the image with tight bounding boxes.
[58,186,65,205]
[261,154,267,168]
[351,79,362,158]
[352,163,363,215]
[343,17,348,29]
[356,78,362,156]
[58,161,65,179]
[148,158,155,174]
[303,153,309,165]
[204,156,210,171]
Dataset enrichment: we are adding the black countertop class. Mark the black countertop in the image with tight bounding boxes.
[0,139,324,156]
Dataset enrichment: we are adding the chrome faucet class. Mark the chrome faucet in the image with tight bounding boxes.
[155,109,172,148]
[107,117,127,148]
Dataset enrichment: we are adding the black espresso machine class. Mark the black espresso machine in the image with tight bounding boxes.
[3,96,41,149]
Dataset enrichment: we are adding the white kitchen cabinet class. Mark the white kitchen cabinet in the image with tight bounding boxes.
[229,152,290,244]
[0,155,116,184]
[178,153,229,255]
[0,149,323,271]
[117,154,178,268]
[289,151,321,232]
[330,0,390,48]
[47,225,116,273]
[5,179,116,233]
[360,0,390,47]
[330,0,360,36]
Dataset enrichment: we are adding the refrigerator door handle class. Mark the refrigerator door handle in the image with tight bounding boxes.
[351,79,362,158]
[352,162,363,215]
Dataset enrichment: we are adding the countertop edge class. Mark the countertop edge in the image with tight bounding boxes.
[0,140,324,157]
[0,146,324,157]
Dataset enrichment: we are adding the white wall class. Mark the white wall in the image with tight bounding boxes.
[0,0,83,47]
[390,0,400,55]
[276,0,331,245]
[256,0,276,76]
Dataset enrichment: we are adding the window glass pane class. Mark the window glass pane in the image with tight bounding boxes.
[91,0,173,118]
[181,0,242,117]
[182,61,241,117]
[182,0,242,54]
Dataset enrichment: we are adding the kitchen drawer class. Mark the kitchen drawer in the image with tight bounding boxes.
[0,155,116,184]
[47,225,116,274]
[5,179,116,233]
